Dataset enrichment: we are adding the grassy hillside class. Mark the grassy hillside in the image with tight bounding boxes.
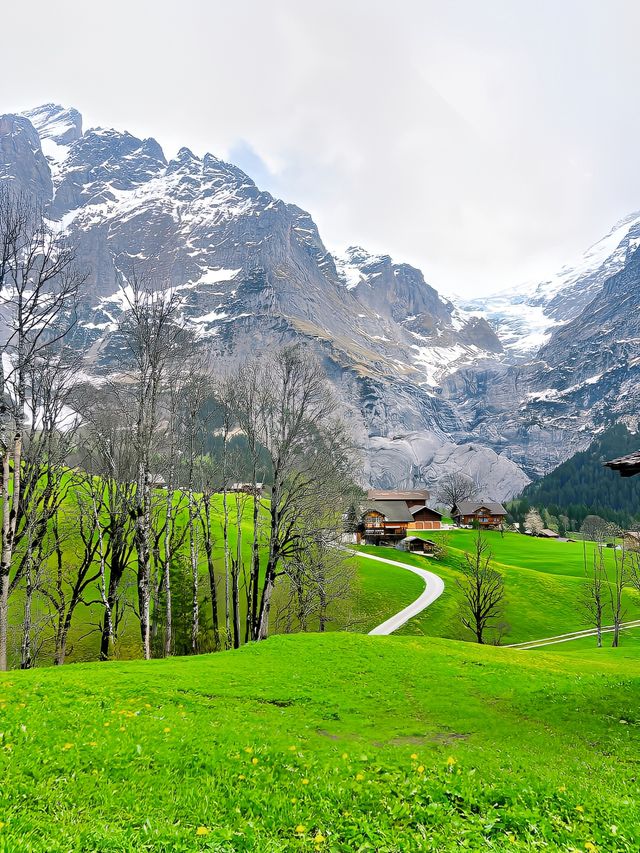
[1,632,638,851]
[7,487,428,666]
[359,530,640,645]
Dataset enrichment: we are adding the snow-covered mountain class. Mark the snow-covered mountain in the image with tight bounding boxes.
[2,102,639,497]
[462,211,640,357]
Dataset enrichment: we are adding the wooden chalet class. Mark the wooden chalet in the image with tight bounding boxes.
[360,500,413,544]
[452,500,507,529]
[359,489,442,544]
[605,451,640,477]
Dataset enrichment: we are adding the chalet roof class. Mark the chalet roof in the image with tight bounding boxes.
[605,450,640,477]
[452,500,507,516]
[540,528,559,537]
[362,500,413,523]
[401,536,437,544]
[409,504,442,517]
[367,489,430,501]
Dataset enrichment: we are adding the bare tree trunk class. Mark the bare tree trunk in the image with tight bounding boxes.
[0,432,21,670]
[222,491,231,648]
[189,488,200,654]
[163,485,174,657]
[20,557,34,669]
[249,465,261,642]
[200,492,221,651]
[232,510,242,649]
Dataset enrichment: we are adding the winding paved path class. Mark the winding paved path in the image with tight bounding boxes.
[506,619,640,650]
[352,550,445,635]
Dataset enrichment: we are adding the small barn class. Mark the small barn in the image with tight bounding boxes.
[408,505,443,530]
[398,536,438,555]
[539,528,559,538]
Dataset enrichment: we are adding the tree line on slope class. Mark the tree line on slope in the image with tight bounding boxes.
[510,424,640,532]
[0,188,358,671]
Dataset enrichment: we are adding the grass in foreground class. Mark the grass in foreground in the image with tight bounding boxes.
[1,632,639,851]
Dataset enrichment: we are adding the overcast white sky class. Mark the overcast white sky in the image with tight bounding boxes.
[2,0,640,297]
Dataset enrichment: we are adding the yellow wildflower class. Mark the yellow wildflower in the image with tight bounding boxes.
[251,757,259,765]
[302,778,309,785]
[417,765,425,774]
[446,756,457,767]
[0,821,4,830]
[196,826,210,836]
[103,722,110,727]
[291,797,297,804]
[410,753,418,760]
[575,805,584,813]
[585,844,597,853]
[2,744,12,752]
[341,752,348,759]
[144,703,151,709]
[288,745,297,751]
[355,772,364,781]
[558,785,566,792]
[295,824,306,835]
[314,832,326,844]
[244,746,253,754]
[63,743,74,751]
[88,741,98,747]
[163,727,171,734]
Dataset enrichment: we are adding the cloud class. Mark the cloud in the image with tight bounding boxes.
[2,0,640,296]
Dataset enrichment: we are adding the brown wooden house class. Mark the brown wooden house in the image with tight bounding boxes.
[360,500,414,544]
[452,500,507,529]
[359,489,442,544]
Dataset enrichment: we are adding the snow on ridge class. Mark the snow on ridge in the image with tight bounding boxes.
[332,251,366,289]
[21,103,81,145]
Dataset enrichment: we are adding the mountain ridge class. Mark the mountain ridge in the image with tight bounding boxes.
[2,102,638,498]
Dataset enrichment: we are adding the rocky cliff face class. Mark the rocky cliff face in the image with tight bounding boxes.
[2,103,637,499]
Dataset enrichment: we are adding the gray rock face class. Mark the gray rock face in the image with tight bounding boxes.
[3,103,637,499]
[0,114,52,205]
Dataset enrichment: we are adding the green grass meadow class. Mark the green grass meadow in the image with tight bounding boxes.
[1,632,639,851]
[4,521,640,850]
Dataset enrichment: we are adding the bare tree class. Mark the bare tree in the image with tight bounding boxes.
[0,190,85,670]
[117,274,189,659]
[580,541,608,647]
[456,532,506,644]
[437,472,480,512]
[228,361,266,644]
[607,534,627,648]
[231,346,355,642]
[77,388,138,660]
[580,515,610,543]
[195,468,221,652]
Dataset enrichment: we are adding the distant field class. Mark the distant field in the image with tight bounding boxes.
[357,530,640,646]
[1,632,639,851]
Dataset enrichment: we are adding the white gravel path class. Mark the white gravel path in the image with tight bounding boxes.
[352,550,445,636]
[505,619,640,650]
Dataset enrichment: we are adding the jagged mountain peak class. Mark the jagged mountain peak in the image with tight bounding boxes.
[21,103,82,145]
